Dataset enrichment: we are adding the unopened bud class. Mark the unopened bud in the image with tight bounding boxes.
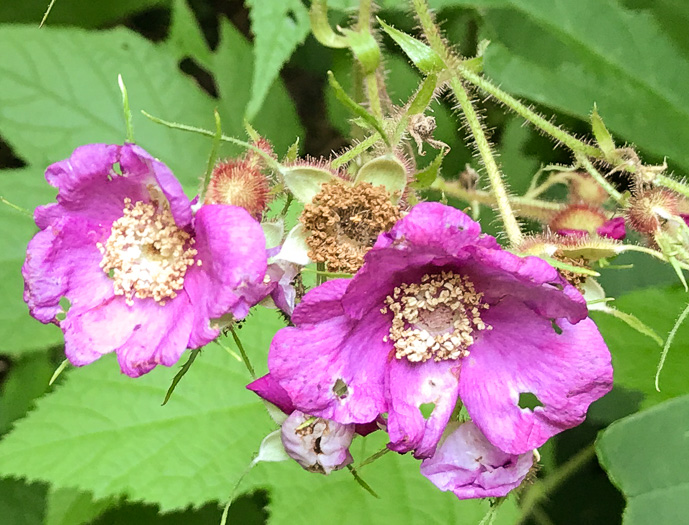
[549,204,624,239]
[568,172,609,205]
[627,189,679,234]
[281,410,355,474]
[204,157,270,219]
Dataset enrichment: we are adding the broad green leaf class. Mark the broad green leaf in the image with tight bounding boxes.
[597,394,689,525]
[0,478,46,525]
[451,0,689,171]
[45,488,113,525]
[212,20,304,155]
[247,430,521,524]
[166,0,213,71]
[592,286,689,408]
[0,25,215,188]
[0,0,170,27]
[245,0,310,120]
[0,169,62,355]
[621,0,689,58]
[0,350,55,433]
[0,309,284,512]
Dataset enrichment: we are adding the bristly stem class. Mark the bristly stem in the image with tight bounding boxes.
[199,109,223,204]
[39,0,58,27]
[0,196,32,217]
[655,300,689,391]
[655,173,689,200]
[412,0,523,246]
[229,326,256,380]
[449,77,523,246]
[577,154,624,203]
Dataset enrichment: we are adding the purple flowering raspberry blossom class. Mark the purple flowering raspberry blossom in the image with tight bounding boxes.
[23,143,268,377]
[420,421,533,499]
[267,202,612,458]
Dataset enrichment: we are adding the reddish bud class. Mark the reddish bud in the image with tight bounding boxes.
[626,189,679,234]
[568,172,609,205]
[204,157,270,219]
[550,204,607,234]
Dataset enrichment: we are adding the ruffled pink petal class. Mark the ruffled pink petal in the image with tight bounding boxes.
[291,278,350,325]
[386,358,461,458]
[460,246,588,324]
[22,215,114,323]
[459,298,613,454]
[247,374,295,414]
[184,204,268,348]
[596,217,626,239]
[269,308,390,424]
[63,293,193,377]
[38,144,192,229]
[420,422,533,499]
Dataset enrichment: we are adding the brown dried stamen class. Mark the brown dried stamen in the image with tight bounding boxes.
[299,181,402,273]
[381,271,490,363]
[554,253,589,290]
[98,199,199,305]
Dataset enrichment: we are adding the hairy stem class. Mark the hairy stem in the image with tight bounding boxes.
[577,155,624,203]
[655,173,689,200]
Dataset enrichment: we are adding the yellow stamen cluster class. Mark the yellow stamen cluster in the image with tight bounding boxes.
[381,271,490,363]
[97,199,199,306]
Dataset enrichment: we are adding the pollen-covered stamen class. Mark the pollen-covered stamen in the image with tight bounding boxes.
[381,271,490,363]
[97,199,198,305]
[300,181,402,273]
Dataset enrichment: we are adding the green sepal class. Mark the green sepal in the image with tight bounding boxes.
[412,152,444,189]
[327,71,389,144]
[279,164,335,203]
[341,28,380,75]
[261,220,285,250]
[309,0,348,49]
[284,137,300,163]
[354,154,407,203]
[591,104,616,159]
[407,74,438,116]
[377,18,444,74]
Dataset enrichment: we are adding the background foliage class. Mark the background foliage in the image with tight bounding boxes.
[0,0,687,523]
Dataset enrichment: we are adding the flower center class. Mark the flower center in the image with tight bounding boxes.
[381,271,490,363]
[97,199,199,306]
[300,181,402,273]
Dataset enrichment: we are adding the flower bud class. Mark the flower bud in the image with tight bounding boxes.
[204,155,270,219]
[281,410,355,474]
[626,189,679,234]
[568,172,609,205]
[420,421,533,499]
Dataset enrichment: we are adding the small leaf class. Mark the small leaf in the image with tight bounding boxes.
[354,154,407,203]
[591,104,616,158]
[327,71,389,144]
[280,165,335,204]
[377,17,445,74]
[412,152,444,189]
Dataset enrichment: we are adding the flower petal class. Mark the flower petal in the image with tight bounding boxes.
[184,204,268,347]
[420,421,533,499]
[247,374,295,415]
[459,298,613,454]
[386,358,461,458]
[22,215,113,323]
[63,293,193,377]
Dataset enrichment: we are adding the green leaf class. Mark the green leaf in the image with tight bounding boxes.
[45,488,113,525]
[213,20,304,155]
[0,0,170,27]
[0,478,46,525]
[451,0,689,171]
[592,286,689,409]
[245,0,311,120]
[166,0,213,71]
[377,18,445,74]
[597,394,689,525]
[0,350,55,434]
[0,309,284,512]
[412,152,444,189]
[247,431,521,524]
[590,105,616,158]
